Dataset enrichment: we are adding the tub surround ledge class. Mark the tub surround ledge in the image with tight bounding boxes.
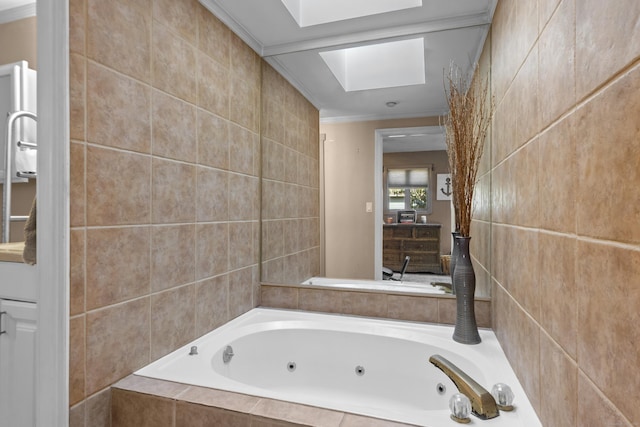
[111,374,418,427]
[260,282,491,327]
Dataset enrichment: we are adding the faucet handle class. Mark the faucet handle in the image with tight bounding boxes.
[491,383,514,411]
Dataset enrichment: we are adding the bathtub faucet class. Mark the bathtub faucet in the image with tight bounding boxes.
[429,354,499,420]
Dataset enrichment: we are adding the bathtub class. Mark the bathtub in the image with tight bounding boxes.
[301,276,448,295]
[135,308,541,427]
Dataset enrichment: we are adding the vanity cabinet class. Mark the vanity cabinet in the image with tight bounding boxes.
[0,299,37,427]
[383,224,441,273]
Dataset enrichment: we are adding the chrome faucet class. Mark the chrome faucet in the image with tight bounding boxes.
[429,354,499,420]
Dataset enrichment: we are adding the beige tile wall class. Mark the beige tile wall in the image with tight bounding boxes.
[475,0,640,425]
[67,0,319,425]
[261,63,321,284]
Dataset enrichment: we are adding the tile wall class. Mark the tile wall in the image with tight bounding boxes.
[261,64,321,284]
[473,0,640,425]
[67,0,319,425]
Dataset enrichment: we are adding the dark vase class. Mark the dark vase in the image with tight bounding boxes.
[452,236,481,344]
[450,231,461,294]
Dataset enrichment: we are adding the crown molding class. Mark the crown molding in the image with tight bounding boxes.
[0,3,36,25]
[320,109,448,125]
[263,12,492,57]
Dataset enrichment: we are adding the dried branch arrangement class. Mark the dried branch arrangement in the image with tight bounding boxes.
[443,63,494,237]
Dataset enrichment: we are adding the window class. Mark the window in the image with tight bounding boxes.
[386,167,431,213]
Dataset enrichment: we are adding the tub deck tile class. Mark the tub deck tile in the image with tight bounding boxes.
[113,375,189,399]
[175,400,251,426]
[178,385,261,413]
[340,413,419,427]
[251,416,310,427]
[251,398,345,427]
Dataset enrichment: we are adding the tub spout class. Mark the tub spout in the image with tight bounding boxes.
[429,354,499,420]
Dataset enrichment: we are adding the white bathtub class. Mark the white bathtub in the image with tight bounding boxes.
[135,308,541,427]
[301,276,448,295]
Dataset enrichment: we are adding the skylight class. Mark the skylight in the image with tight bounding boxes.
[319,38,426,92]
[280,0,422,27]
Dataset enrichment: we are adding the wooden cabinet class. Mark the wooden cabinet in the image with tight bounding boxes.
[383,224,441,273]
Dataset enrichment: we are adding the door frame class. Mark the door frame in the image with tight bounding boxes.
[373,129,383,280]
[36,1,69,425]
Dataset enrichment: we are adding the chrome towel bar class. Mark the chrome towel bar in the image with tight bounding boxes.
[2,110,37,243]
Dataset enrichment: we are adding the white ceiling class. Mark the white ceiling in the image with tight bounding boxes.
[199,0,497,125]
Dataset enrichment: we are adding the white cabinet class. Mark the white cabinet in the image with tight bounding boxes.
[0,299,37,427]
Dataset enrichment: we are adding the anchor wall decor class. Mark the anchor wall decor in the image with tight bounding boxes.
[437,173,452,200]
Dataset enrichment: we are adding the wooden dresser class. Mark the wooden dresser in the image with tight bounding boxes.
[383,223,441,273]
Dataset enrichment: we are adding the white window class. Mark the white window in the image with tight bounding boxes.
[386,166,431,213]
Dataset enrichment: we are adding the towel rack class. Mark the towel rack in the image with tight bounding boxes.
[2,110,37,243]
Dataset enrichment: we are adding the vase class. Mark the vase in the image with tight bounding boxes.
[452,236,481,344]
[450,231,461,294]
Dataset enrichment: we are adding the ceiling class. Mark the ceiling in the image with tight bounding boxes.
[199,0,497,126]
